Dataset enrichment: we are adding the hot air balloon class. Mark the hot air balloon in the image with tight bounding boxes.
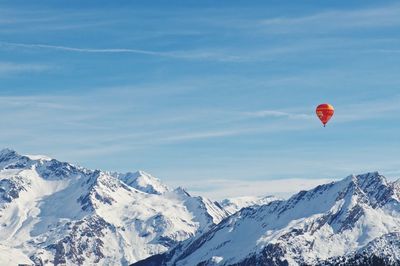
[316,104,334,127]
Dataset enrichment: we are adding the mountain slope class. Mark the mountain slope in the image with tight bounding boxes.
[220,195,278,215]
[0,149,228,265]
[134,172,400,266]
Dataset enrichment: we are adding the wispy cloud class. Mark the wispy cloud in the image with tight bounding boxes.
[243,110,313,120]
[334,95,400,122]
[2,4,400,65]
[0,41,170,55]
[0,81,398,165]
[0,41,250,62]
[160,129,243,142]
[259,4,400,33]
[0,95,79,110]
[159,95,400,142]
[0,62,50,75]
[170,177,336,200]
[2,91,398,150]
[159,120,311,143]
[0,40,319,63]
[178,169,399,201]
[0,8,58,25]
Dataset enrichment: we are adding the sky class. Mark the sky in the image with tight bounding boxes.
[1,1,400,199]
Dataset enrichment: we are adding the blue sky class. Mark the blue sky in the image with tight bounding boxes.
[1,1,400,198]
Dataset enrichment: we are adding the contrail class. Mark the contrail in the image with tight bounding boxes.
[0,41,174,57]
[0,41,244,61]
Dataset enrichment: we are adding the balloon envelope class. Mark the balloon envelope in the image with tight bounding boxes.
[316,104,334,126]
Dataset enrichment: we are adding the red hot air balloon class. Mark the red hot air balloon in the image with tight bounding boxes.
[316,104,334,127]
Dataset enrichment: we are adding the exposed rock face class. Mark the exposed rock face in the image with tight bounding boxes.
[134,172,400,266]
[0,149,228,265]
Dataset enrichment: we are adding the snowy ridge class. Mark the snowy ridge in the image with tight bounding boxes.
[116,170,169,195]
[321,232,400,265]
[220,195,278,215]
[0,149,228,265]
[134,172,400,266]
[0,244,32,265]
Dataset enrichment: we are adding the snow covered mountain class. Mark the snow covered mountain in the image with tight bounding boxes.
[0,149,228,265]
[220,195,278,215]
[134,172,400,266]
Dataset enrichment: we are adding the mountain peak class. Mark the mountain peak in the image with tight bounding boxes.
[0,148,16,154]
[347,171,381,181]
[0,148,228,265]
[0,149,53,169]
[0,148,30,170]
[0,149,53,163]
[136,172,400,266]
[341,171,387,191]
[0,148,19,160]
[174,186,191,197]
[355,171,381,181]
[119,170,170,195]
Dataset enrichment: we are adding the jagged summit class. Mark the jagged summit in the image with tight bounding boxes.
[343,171,383,184]
[2,150,399,266]
[0,148,50,162]
[0,148,16,156]
[0,149,227,265]
[174,186,191,197]
[118,170,170,195]
[0,148,86,180]
[0,148,21,163]
[134,172,400,266]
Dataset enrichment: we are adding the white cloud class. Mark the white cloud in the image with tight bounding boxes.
[169,178,336,200]
[0,40,323,63]
[0,62,49,74]
[334,95,400,122]
[0,41,248,62]
[0,41,168,55]
[243,110,313,120]
[259,4,400,32]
